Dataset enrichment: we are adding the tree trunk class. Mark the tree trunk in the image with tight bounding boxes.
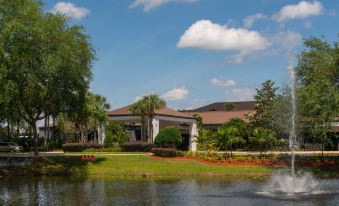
[16,115,20,140]
[141,117,146,142]
[44,115,48,147]
[93,126,97,143]
[148,116,153,142]
[7,117,10,139]
[32,122,39,156]
[47,115,50,141]
[321,132,325,157]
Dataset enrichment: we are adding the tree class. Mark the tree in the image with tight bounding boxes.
[84,92,110,142]
[249,127,277,155]
[154,127,182,148]
[224,103,235,111]
[296,37,339,155]
[251,80,278,130]
[104,122,128,147]
[0,0,95,155]
[216,118,248,155]
[195,128,217,151]
[130,94,166,142]
[193,113,203,130]
[271,86,293,136]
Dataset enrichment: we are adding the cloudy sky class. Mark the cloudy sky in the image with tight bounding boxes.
[45,0,338,110]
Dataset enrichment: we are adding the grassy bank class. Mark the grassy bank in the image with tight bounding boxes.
[0,155,273,178]
[1,154,338,178]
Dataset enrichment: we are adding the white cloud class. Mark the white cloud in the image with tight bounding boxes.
[243,13,266,28]
[129,0,198,11]
[177,20,269,51]
[271,30,303,51]
[161,87,189,101]
[211,78,237,87]
[51,2,90,20]
[273,1,323,22]
[224,87,256,101]
[177,20,270,63]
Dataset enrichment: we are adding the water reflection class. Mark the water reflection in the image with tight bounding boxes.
[0,177,338,206]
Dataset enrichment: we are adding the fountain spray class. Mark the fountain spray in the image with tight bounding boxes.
[288,64,297,175]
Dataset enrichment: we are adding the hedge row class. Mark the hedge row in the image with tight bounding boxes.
[151,148,178,157]
[122,141,155,152]
[62,143,103,152]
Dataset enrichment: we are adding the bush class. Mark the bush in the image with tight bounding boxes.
[154,127,182,148]
[82,147,122,153]
[151,148,177,157]
[62,143,103,152]
[103,133,115,148]
[104,123,129,147]
[122,141,155,152]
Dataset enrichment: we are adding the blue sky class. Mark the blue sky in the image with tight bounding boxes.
[44,0,339,110]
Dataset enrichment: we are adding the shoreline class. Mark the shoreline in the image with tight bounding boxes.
[0,154,338,178]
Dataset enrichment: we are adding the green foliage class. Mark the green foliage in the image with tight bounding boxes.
[82,147,122,153]
[0,0,95,155]
[296,37,339,153]
[122,141,155,152]
[154,127,182,148]
[196,128,217,151]
[151,148,178,157]
[186,152,280,163]
[193,113,203,129]
[104,123,128,147]
[215,118,249,153]
[224,103,235,111]
[251,80,278,130]
[216,126,245,153]
[129,94,166,141]
[249,128,277,154]
[62,143,103,152]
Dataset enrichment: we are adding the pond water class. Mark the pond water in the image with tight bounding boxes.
[0,176,338,206]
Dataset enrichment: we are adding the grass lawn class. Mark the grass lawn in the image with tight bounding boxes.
[2,155,273,178]
[84,156,273,177]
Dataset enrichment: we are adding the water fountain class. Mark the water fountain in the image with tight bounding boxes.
[257,64,338,198]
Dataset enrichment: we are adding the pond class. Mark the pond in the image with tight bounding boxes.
[0,176,338,206]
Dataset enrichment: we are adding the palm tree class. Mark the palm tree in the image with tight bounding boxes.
[129,100,147,141]
[130,94,166,142]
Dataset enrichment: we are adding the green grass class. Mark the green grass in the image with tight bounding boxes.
[0,156,273,178]
[66,152,147,154]
[84,156,272,177]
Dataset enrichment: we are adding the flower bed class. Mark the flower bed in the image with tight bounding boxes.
[183,152,287,166]
[80,155,96,161]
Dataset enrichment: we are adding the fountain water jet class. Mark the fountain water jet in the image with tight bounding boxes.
[257,64,325,198]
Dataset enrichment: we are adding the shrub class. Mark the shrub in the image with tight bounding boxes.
[196,128,218,151]
[122,141,155,152]
[249,127,277,155]
[103,132,114,148]
[104,123,129,147]
[62,143,103,152]
[82,147,122,153]
[151,148,177,157]
[176,150,186,157]
[154,127,182,148]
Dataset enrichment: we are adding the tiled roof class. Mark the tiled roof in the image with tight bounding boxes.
[185,110,253,125]
[106,106,195,119]
[188,101,256,112]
